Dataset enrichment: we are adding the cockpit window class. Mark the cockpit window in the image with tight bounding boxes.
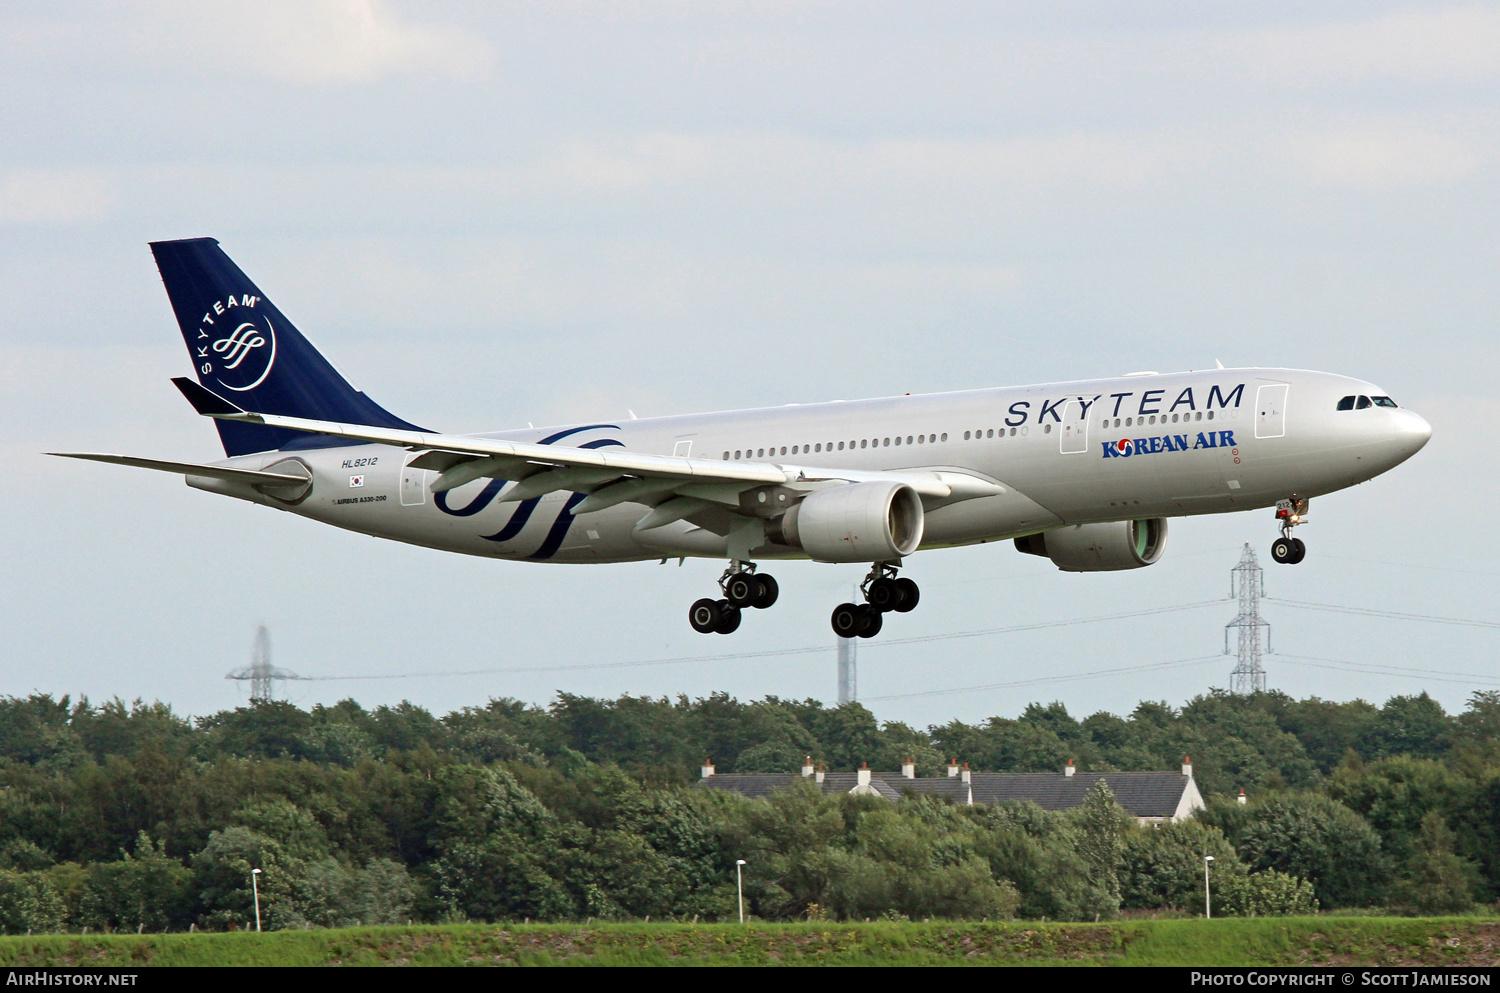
[1337,396,1355,411]
[1372,396,1398,408]
[1356,395,1372,409]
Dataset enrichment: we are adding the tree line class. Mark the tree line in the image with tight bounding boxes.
[0,686,1494,931]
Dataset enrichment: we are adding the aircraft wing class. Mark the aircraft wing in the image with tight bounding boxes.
[171,378,1000,528]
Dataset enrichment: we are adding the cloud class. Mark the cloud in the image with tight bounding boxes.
[1236,6,1500,84]
[210,0,493,85]
[1271,118,1490,190]
[1,1,492,86]
[0,169,113,225]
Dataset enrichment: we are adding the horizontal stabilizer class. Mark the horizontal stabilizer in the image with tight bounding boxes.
[48,452,309,486]
[171,377,245,417]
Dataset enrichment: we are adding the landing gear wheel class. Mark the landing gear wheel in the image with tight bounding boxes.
[1271,537,1294,564]
[856,604,883,638]
[831,602,862,638]
[724,573,758,608]
[713,601,742,634]
[689,598,721,634]
[867,577,900,612]
[893,577,920,613]
[1289,537,1306,564]
[753,574,779,609]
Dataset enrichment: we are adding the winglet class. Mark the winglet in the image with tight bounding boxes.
[171,377,247,418]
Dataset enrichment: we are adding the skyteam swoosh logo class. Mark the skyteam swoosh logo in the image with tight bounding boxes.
[211,315,276,392]
[435,424,624,560]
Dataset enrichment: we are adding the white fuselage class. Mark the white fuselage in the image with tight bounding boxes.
[188,368,1430,565]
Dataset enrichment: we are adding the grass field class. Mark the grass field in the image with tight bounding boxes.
[0,918,1496,967]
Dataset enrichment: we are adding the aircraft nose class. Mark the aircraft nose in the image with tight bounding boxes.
[1394,409,1432,456]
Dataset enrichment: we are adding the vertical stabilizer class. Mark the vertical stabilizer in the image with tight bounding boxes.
[150,238,424,457]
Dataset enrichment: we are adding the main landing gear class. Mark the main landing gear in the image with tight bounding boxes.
[1270,495,1309,565]
[831,563,920,639]
[688,561,780,635]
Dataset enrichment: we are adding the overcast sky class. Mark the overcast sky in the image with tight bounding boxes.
[3,1,1497,734]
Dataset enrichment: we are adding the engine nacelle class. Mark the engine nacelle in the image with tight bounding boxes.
[1014,519,1168,572]
[772,481,925,563]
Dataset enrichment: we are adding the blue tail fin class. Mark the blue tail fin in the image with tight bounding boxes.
[150,238,425,457]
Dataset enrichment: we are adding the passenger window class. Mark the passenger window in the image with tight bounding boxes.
[837,442,844,450]
[940,432,948,442]
[815,443,822,452]
[1373,396,1398,408]
[1337,396,1355,411]
[1356,396,1372,409]
[723,452,729,460]
[780,446,787,455]
[1207,411,1214,420]
[1044,423,1052,433]
[965,431,971,440]
[883,438,889,446]
[860,440,867,449]
[1125,417,1133,426]
[917,435,924,444]
[906,435,913,445]
[734,450,741,459]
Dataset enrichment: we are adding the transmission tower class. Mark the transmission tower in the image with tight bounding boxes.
[226,625,301,703]
[1224,542,1272,694]
[837,635,857,704]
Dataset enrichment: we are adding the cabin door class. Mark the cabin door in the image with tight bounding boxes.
[1060,400,1090,454]
[1254,384,1288,440]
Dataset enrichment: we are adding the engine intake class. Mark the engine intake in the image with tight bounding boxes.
[772,481,924,563]
[1014,519,1168,572]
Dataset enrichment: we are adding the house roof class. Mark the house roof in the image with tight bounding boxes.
[695,770,1195,818]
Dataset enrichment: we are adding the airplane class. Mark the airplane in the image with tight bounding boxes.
[53,238,1432,639]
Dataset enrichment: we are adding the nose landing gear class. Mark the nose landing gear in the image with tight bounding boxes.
[1270,496,1309,565]
[831,562,921,639]
[688,561,779,634]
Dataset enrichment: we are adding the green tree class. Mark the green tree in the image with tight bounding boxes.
[1396,812,1473,914]
[1074,780,1124,919]
[1215,869,1317,917]
[1209,794,1389,908]
[1360,693,1452,760]
[1120,820,1242,910]
[0,871,67,934]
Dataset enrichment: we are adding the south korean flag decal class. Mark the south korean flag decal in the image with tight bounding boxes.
[349,475,365,488]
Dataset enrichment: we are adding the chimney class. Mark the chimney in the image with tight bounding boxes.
[901,757,915,779]
[801,756,814,778]
[961,762,971,785]
[1182,755,1193,778]
[947,759,960,778]
[1237,788,1247,806]
[1064,759,1076,778]
[701,759,715,779]
[858,762,872,788]
[815,764,825,785]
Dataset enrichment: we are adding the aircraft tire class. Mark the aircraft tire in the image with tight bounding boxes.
[725,574,759,608]
[689,598,721,634]
[893,577,920,613]
[867,577,900,611]
[753,574,779,609]
[1289,537,1307,564]
[831,602,862,638]
[857,605,883,638]
[714,601,742,634]
[1271,537,1294,564]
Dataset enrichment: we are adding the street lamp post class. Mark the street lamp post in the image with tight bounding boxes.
[1203,856,1214,920]
[250,868,263,933]
[735,859,747,924]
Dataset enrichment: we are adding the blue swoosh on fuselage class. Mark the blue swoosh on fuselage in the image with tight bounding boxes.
[432,426,625,558]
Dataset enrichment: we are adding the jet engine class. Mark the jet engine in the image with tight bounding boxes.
[1014,519,1168,572]
[771,481,925,563]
